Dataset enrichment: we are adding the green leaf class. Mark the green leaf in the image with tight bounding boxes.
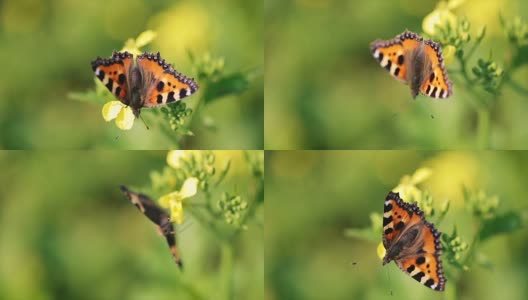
[344,227,379,243]
[512,45,528,67]
[68,90,107,105]
[478,211,523,241]
[203,72,250,103]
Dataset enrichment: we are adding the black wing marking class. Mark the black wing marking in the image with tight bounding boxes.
[120,185,183,268]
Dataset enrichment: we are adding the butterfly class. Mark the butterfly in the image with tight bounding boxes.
[370,31,453,99]
[382,192,446,291]
[120,186,183,269]
[91,51,199,118]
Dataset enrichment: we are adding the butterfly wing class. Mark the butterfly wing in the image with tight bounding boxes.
[382,192,423,249]
[395,222,446,291]
[136,52,199,107]
[120,186,183,268]
[383,192,446,291]
[370,31,422,83]
[419,40,453,99]
[91,51,133,102]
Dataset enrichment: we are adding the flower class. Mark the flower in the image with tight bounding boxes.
[167,150,186,168]
[422,1,458,36]
[159,177,199,224]
[392,168,432,204]
[377,242,386,261]
[102,101,135,130]
[121,30,157,57]
[442,45,456,65]
[166,150,205,169]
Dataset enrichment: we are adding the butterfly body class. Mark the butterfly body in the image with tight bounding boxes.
[407,42,432,98]
[92,51,199,118]
[382,192,445,291]
[120,185,182,269]
[371,31,452,99]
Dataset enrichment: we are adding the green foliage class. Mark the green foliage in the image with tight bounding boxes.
[424,6,528,148]
[69,78,114,105]
[189,51,254,104]
[478,211,522,241]
[145,150,263,299]
[149,151,263,235]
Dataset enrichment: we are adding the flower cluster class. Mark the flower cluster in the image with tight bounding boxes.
[191,52,226,81]
[500,15,528,47]
[217,192,248,228]
[442,227,469,270]
[463,188,499,219]
[160,101,193,132]
[472,56,504,94]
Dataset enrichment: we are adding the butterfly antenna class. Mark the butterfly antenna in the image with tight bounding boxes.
[139,115,150,130]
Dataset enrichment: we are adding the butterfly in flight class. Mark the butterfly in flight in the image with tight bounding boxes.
[120,186,183,269]
[92,51,199,118]
[370,31,453,99]
[382,192,446,291]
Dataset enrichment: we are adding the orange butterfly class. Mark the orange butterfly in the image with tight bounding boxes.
[382,192,446,291]
[371,31,453,99]
[91,51,199,118]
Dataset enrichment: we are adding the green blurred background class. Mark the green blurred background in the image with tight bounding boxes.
[265,0,528,149]
[0,0,262,149]
[265,151,527,300]
[0,151,263,300]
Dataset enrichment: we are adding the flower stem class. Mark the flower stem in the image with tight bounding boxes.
[174,272,207,300]
[221,242,235,300]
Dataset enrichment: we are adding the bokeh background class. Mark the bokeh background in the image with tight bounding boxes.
[0,151,263,300]
[265,151,528,300]
[0,0,262,149]
[265,0,528,149]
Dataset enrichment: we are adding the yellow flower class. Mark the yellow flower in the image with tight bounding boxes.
[422,4,457,36]
[159,177,199,224]
[377,242,386,261]
[166,150,204,169]
[167,150,186,168]
[442,45,456,65]
[392,168,432,203]
[102,101,135,130]
[121,30,157,57]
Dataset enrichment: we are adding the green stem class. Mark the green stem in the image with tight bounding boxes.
[174,272,207,300]
[221,242,235,300]
[464,35,484,62]
[446,282,458,300]
[464,223,482,267]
